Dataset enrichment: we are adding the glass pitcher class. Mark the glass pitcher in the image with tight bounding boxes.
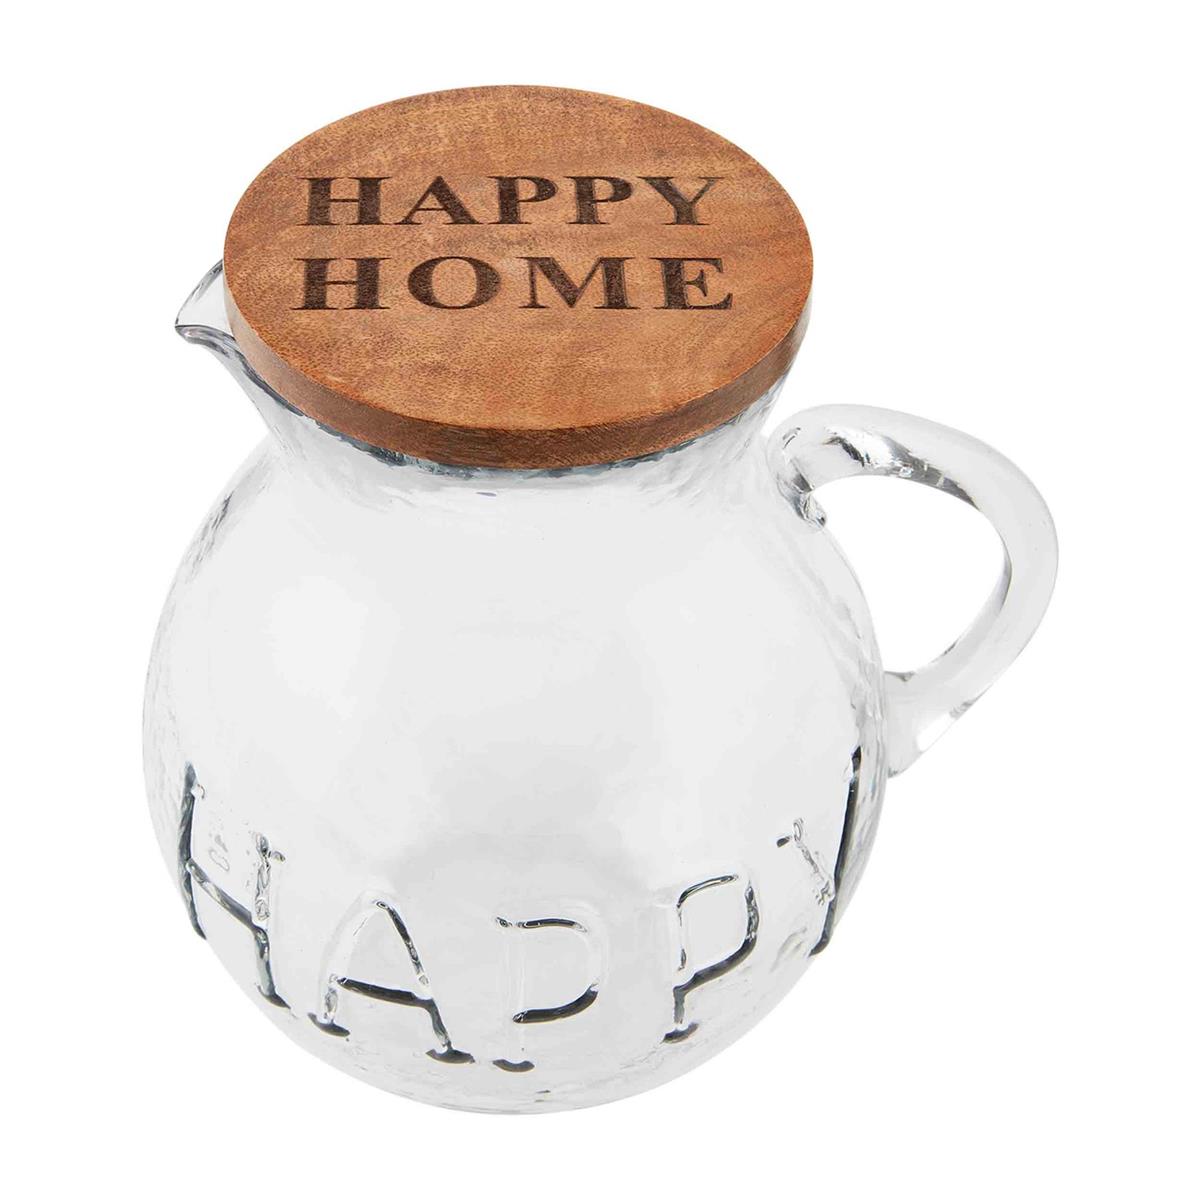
[143,86,1057,1113]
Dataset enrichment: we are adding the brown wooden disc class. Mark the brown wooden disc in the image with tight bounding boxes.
[224,86,812,468]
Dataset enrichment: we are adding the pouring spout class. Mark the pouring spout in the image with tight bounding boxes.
[176,262,238,357]
[175,261,287,439]
[176,260,273,408]
[174,261,330,465]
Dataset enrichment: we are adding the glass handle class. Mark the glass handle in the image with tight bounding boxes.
[773,405,1058,776]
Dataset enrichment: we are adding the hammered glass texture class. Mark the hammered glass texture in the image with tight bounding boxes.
[144,265,887,1112]
[145,263,1054,1112]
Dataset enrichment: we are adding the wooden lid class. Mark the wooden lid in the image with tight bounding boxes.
[224,86,812,468]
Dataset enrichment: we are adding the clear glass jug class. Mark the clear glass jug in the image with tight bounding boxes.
[144,262,1056,1112]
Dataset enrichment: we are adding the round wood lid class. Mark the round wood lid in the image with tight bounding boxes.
[224,86,812,468]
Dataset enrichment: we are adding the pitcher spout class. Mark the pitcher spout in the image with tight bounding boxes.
[174,261,408,485]
[176,262,239,360]
[176,262,302,448]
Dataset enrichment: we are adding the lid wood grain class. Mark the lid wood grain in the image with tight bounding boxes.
[224,86,812,468]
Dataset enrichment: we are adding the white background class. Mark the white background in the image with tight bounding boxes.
[4,2,1196,1195]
